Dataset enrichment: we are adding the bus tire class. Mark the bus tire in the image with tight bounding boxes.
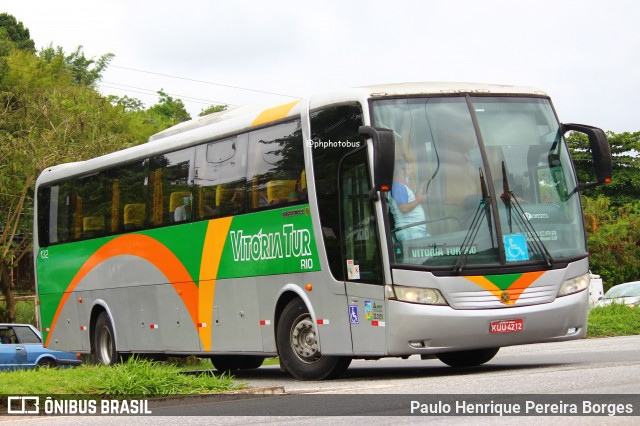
[93,312,119,365]
[436,347,499,368]
[277,298,350,380]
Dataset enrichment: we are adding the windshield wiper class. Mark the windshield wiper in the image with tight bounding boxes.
[500,162,553,267]
[454,168,492,273]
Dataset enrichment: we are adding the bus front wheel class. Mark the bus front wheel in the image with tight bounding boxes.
[277,298,351,380]
[93,312,118,365]
[436,347,500,368]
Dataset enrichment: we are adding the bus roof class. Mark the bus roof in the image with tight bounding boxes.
[36,82,548,186]
[359,82,546,97]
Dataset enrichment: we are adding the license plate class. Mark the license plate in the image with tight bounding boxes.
[490,319,524,334]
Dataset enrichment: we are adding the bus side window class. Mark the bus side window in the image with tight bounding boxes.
[148,148,195,227]
[247,120,304,212]
[109,161,148,233]
[194,135,248,219]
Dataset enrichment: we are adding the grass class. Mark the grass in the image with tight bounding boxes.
[16,299,36,325]
[0,356,242,396]
[587,303,640,337]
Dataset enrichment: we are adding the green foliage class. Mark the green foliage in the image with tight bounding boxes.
[574,129,640,290]
[107,90,194,141]
[199,104,227,116]
[0,357,241,395]
[0,13,35,53]
[108,94,145,112]
[569,131,640,205]
[39,45,114,87]
[587,304,640,337]
[15,299,36,325]
[146,89,191,127]
[0,13,194,321]
[582,196,640,290]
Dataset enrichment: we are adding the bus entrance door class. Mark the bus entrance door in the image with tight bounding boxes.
[340,149,386,355]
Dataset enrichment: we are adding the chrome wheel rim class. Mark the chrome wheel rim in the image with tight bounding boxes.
[98,326,113,365]
[290,314,319,364]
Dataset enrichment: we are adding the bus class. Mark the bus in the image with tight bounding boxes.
[34,82,612,380]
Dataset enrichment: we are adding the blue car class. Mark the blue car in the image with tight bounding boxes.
[0,323,82,370]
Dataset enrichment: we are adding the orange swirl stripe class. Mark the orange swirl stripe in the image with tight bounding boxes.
[45,234,198,347]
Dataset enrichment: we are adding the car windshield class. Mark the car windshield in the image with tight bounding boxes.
[605,282,640,299]
[372,96,586,271]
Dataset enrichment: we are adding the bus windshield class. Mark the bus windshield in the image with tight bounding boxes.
[372,96,585,270]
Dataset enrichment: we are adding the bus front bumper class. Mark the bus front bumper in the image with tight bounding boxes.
[385,289,589,356]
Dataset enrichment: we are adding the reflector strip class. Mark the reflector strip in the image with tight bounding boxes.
[150,324,159,329]
[371,320,385,327]
[316,319,330,325]
[80,326,87,331]
[259,320,271,326]
[198,322,207,328]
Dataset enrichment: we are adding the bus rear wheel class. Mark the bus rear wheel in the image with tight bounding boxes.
[93,312,119,365]
[436,347,499,368]
[277,298,351,380]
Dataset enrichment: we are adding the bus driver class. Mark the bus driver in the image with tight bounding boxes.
[389,159,429,241]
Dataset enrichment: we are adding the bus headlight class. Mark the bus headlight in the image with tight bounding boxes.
[558,273,590,297]
[393,285,448,305]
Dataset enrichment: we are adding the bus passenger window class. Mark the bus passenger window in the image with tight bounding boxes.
[247,120,304,212]
[148,148,195,227]
[112,161,147,233]
[194,135,247,219]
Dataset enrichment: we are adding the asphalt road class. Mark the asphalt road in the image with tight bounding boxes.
[2,335,639,425]
[229,334,640,394]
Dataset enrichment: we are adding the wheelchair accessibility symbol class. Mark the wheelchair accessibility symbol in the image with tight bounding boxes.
[349,305,359,324]
[504,234,529,262]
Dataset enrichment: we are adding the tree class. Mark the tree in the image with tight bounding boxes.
[108,94,145,112]
[582,196,640,290]
[574,130,640,290]
[0,13,35,53]
[199,104,227,116]
[146,89,191,126]
[39,45,114,87]
[108,91,193,141]
[568,130,640,205]
[0,46,137,322]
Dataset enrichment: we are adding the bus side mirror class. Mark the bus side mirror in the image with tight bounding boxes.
[562,123,612,188]
[359,126,395,198]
